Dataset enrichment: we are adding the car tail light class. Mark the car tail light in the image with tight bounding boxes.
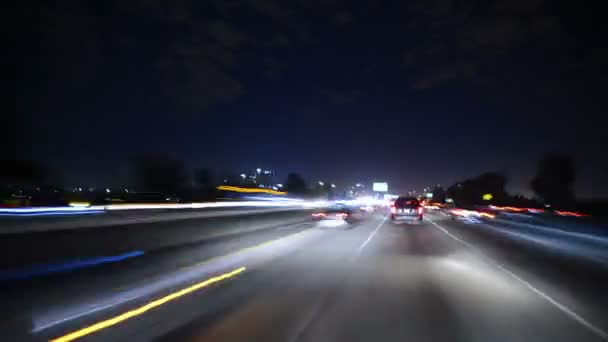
[418,206,423,215]
[390,205,396,214]
[312,213,326,218]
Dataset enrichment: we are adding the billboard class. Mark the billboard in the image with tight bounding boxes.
[372,182,388,192]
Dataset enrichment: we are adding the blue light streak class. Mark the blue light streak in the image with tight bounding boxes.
[0,251,145,281]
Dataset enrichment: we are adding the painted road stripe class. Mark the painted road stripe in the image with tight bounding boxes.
[35,224,317,333]
[50,266,246,342]
[427,217,608,341]
[357,215,388,254]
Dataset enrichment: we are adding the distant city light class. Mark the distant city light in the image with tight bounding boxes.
[256,168,262,173]
[240,174,246,178]
[106,188,111,193]
[318,181,324,186]
[331,184,336,188]
[482,193,493,201]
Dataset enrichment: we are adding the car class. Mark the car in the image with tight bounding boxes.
[312,204,363,223]
[390,196,423,222]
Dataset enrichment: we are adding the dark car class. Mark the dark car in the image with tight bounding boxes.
[312,204,363,223]
[391,197,423,222]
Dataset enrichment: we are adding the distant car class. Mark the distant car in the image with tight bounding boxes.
[390,197,423,222]
[312,205,363,223]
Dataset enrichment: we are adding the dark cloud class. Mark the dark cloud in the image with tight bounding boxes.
[412,62,479,89]
[459,17,527,51]
[244,0,292,18]
[320,89,361,105]
[263,57,287,80]
[334,11,354,25]
[156,39,244,113]
[429,0,452,17]
[363,64,378,78]
[265,33,291,47]
[402,52,415,67]
[494,0,544,14]
[206,20,249,49]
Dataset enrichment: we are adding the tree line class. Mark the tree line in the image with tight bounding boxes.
[0,152,583,210]
[445,153,576,210]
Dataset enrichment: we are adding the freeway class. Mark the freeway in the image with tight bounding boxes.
[2,211,607,341]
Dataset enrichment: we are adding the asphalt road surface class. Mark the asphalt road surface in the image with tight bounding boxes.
[2,211,607,342]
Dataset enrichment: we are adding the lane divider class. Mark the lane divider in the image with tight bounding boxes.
[31,225,317,334]
[50,266,247,342]
[357,215,388,256]
[426,217,608,341]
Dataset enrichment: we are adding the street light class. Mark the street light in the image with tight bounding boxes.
[240,174,246,178]
[318,181,324,186]
[256,168,262,174]
[331,184,336,188]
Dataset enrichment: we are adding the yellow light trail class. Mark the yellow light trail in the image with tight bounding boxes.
[50,266,247,342]
[216,185,287,195]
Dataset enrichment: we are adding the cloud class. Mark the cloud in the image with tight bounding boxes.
[206,20,248,49]
[244,0,292,18]
[263,56,287,80]
[430,0,452,17]
[265,33,291,47]
[156,49,244,112]
[334,11,354,25]
[412,62,479,89]
[320,89,361,105]
[459,17,526,51]
[402,52,415,67]
[494,0,544,14]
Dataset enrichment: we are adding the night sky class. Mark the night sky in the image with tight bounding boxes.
[15,0,608,198]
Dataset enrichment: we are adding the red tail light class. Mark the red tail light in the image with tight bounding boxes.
[390,205,396,214]
[312,213,326,218]
[418,206,423,215]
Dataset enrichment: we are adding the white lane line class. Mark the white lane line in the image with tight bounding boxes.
[427,217,608,341]
[358,215,388,254]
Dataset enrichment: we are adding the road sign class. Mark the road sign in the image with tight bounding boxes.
[373,182,388,192]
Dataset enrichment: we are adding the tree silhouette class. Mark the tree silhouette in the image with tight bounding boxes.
[531,153,575,209]
[130,154,186,196]
[447,172,508,206]
[285,173,307,195]
[194,168,215,200]
[432,185,446,203]
[195,168,215,189]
